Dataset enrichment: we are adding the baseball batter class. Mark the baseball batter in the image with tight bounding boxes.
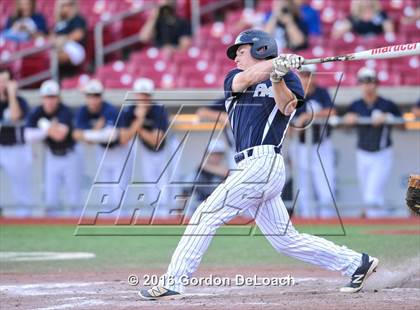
[139,30,379,300]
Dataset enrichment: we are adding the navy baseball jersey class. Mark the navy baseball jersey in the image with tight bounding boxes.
[348,96,401,152]
[75,101,120,147]
[295,86,333,144]
[27,103,75,156]
[120,103,169,151]
[224,69,305,152]
[0,96,29,145]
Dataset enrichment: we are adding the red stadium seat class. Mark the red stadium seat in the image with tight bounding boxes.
[377,70,401,86]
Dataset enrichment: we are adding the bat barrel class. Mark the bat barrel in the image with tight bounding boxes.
[302,42,420,65]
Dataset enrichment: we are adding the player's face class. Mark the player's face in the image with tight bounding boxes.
[86,94,102,113]
[134,93,151,105]
[17,0,33,16]
[235,45,259,70]
[360,81,377,96]
[42,96,59,115]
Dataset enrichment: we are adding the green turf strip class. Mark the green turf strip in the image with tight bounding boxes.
[1,225,419,274]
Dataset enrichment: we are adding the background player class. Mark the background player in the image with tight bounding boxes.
[73,79,131,208]
[293,64,336,218]
[119,78,173,214]
[343,67,402,217]
[26,80,81,215]
[139,29,379,300]
[0,68,32,214]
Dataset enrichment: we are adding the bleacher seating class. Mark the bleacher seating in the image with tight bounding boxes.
[1,0,419,89]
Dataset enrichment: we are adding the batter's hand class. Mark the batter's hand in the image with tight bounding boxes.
[271,54,305,82]
[281,54,305,70]
[271,57,289,82]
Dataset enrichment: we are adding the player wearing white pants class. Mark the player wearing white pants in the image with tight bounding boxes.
[294,65,336,218]
[74,79,131,210]
[344,67,401,217]
[295,139,335,217]
[163,146,361,293]
[139,30,379,300]
[26,80,82,214]
[0,68,33,212]
[0,144,33,208]
[44,147,81,210]
[356,147,392,209]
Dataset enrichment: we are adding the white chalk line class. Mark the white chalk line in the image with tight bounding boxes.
[33,299,107,310]
[0,252,95,262]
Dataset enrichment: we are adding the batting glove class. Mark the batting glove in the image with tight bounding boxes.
[271,57,290,82]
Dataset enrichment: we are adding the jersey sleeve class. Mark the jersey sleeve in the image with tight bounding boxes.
[224,68,242,99]
[59,106,74,127]
[283,71,305,109]
[347,101,359,114]
[74,107,90,129]
[26,107,41,127]
[150,105,169,131]
[319,88,333,109]
[209,98,226,111]
[387,100,402,117]
[72,15,87,32]
[17,96,30,120]
[103,103,118,127]
[116,106,134,128]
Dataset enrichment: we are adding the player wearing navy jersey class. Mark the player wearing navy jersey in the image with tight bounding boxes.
[344,67,402,217]
[26,80,81,214]
[119,78,173,211]
[0,68,32,212]
[294,64,336,218]
[73,79,131,208]
[139,29,378,300]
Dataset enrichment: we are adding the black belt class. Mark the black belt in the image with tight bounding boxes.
[234,145,281,164]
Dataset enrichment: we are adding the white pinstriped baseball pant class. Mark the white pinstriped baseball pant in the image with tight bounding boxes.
[162,145,362,293]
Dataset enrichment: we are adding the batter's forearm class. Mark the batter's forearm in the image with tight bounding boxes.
[232,60,273,93]
[272,80,298,116]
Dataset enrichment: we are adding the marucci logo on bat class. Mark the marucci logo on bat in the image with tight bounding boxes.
[371,43,418,55]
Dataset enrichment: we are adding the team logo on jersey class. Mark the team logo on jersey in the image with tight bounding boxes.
[253,83,274,98]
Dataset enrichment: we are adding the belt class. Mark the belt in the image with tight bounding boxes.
[234,145,281,164]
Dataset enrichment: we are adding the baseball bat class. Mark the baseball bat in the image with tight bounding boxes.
[303,42,420,65]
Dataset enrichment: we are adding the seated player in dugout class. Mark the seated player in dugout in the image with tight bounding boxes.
[119,78,174,213]
[139,29,379,300]
[343,67,403,217]
[73,79,132,208]
[25,80,81,215]
[181,139,229,213]
[293,64,337,218]
[196,98,237,169]
[0,68,33,213]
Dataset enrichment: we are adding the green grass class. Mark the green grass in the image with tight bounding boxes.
[1,224,419,274]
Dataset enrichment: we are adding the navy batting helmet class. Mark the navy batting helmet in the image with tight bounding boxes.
[226,29,278,60]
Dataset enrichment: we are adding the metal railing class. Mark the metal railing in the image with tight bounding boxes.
[94,5,154,69]
[0,42,59,87]
[94,0,242,70]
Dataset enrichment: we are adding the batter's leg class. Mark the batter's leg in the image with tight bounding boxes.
[251,193,362,276]
[162,155,283,293]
